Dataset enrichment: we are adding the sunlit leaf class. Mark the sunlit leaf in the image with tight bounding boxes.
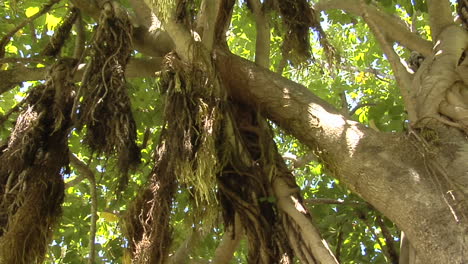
[25,6,39,17]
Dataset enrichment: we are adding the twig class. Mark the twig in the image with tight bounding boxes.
[69,153,97,264]
[349,103,377,116]
[375,214,399,264]
[305,198,362,206]
[0,0,62,59]
[335,228,343,262]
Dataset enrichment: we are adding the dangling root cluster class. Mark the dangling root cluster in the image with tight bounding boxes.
[274,0,337,65]
[217,104,294,263]
[125,51,301,262]
[124,52,225,263]
[0,58,76,264]
[78,1,140,174]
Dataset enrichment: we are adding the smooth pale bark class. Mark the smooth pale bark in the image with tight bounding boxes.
[214,48,467,264]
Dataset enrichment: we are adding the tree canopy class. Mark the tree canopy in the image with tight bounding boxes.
[0,0,467,264]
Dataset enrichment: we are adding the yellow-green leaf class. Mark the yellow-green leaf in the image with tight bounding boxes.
[46,13,62,31]
[25,7,39,17]
[99,212,120,222]
[6,43,18,54]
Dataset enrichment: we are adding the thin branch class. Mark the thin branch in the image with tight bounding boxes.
[339,63,394,81]
[335,228,344,262]
[349,103,377,116]
[314,0,432,57]
[73,9,85,60]
[355,210,389,262]
[426,0,455,40]
[248,0,270,68]
[360,1,418,123]
[0,57,46,64]
[305,198,362,206]
[64,174,86,188]
[375,214,399,264]
[0,0,62,59]
[282,152,316,169]
[69,153,97,264]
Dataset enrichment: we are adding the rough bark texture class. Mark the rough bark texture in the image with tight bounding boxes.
[215,49,467,264]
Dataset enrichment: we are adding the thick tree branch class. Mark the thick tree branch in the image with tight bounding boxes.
[129,0,154,27]
[214,49,465,264]
[248,0,270,68]
[196,0,222,51]
[426,0,455,40]
[314,0,432,57]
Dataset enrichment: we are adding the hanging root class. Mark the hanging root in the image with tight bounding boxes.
[78,1,140,175]
[217,104,294,263]
[124,51,225,262]
[0,58,76,264]
[274,0,337,65]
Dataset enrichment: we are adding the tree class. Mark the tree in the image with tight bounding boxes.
[0,0,466,263]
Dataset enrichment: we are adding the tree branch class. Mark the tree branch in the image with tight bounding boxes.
[360,1,417,122]
[248,0,270,68]
[212,214,243,264]
[129,0,154,27]
[375,214,399,264]
[426,0,455,40]
[214,48,464,264]
[196,0,222,51]
[305,198,362,206]
[69,153,98,264]
[167,229,202,264]
[0,57,162,95]
[273,177,339,264]
[314,0,432,57]
[73,10,85,60]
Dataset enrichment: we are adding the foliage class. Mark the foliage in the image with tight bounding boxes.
[0,0,442,263]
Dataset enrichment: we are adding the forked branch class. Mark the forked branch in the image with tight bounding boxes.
[314,0,432,56]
